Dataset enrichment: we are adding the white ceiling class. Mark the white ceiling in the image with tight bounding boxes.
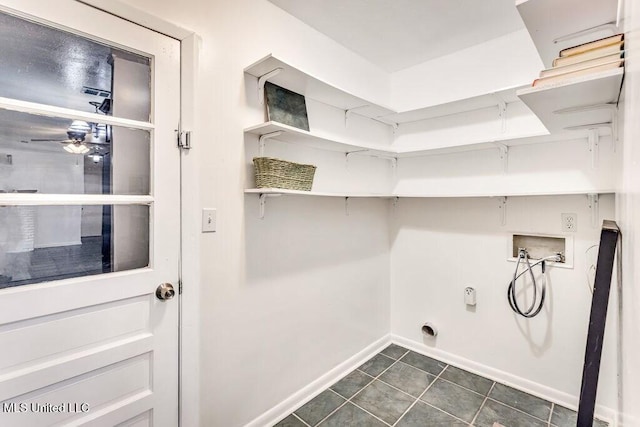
[268,0,525,72]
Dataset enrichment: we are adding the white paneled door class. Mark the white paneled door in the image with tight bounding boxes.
[0,1,180,426]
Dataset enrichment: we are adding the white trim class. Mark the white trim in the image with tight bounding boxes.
[0,96,155,131]
[75,0,193,41]
[177,33,202,427]
[390,334,617,427]
[244,335,392,427]
[0,194,153,205]
[66,5,202,426]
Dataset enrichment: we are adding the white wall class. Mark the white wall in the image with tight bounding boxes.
[0,147,83,248]
[390,29,544,111]
[81,160,103,237]
[99,1,629,425]
[394,136,618,196]
[617,0,640,425]
[393,101,548,151]
[390,195,619,416]
[116,1,392,426]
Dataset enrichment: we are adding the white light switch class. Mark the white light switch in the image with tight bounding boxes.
[202,208,217,233]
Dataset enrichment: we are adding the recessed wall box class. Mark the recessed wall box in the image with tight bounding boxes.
[508,233,573,268]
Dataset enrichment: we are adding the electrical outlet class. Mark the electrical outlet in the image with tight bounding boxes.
[561,213,577,232]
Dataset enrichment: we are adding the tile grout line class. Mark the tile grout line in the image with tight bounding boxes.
[292,413,312,427]
[327,388,393,427]
[470,381,496,426]
[483,396,554,425]
[420,401,474,426]
[311,350,410,427]
[390,363,449,426]
[547,403,554,427]
[390,357,495,401]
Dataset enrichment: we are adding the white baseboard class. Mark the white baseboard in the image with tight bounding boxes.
[244,335,391,427]
[390,334,617,427]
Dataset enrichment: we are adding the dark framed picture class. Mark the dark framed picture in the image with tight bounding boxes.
[264,81,310,131]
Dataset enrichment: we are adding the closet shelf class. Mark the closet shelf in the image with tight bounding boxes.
[246,121,557,158]
[517,68,623,133]
[244,188,392,198]
[245,188,615,199]
[245,122,392,156]
[244,54,394,119]
[245,54,531,125]
[516,0,620,68]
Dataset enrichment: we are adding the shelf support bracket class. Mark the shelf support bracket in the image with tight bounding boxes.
[553,22,618,45]
[588,194,599,228]
[495,143,509,173]
[345,197,350,216]
[259,193,267,220]
[497,98,507,134]
[588,129,600,170]
[557,103,618,150]
[499,196,507,226]
[344,105,370,127]
[258,131,282,156]
[373,117,399,135]
[257,68,283,105]
[393,196,399,208]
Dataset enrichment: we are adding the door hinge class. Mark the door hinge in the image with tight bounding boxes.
[177,130,192,150]
[178,280,183,295]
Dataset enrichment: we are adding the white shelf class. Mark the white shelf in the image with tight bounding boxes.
[383,86,521,124]
[245,54,531,125]
[246,121,557,158]
[245,121,393,156]
[517,68,623,133]
[245,188,614,199]
[244,54,394,119]
[516,0,620,68]
[244,188,392,198]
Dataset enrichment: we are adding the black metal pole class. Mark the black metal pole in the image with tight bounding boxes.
[577,220,619,426]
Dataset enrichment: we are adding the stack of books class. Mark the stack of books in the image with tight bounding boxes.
[532,34,624,87]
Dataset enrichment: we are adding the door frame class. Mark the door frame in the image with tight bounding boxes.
[74,2,202,426]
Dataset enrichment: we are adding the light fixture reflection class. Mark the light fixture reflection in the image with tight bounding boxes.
[64,143,90,154]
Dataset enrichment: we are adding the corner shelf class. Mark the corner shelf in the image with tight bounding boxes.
[516,68,623,133]
[245,121,555,159]
[516,0,620,68]
[245,54,539,127]
[244,54,394,120]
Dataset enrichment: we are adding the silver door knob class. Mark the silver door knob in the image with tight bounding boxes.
[156,283,176,301]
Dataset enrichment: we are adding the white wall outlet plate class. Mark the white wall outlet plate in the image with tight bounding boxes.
[202,208,217,233]
[561,213,577,232]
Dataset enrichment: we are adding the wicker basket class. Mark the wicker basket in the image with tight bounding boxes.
[253,157,316,191]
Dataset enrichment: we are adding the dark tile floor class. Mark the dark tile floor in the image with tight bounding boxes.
[275,344,609,427]
[0,236,105,289]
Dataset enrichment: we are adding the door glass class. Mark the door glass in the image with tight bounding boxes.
[0,11,151,122]
[0,110,151,195]
[0,204,149,288]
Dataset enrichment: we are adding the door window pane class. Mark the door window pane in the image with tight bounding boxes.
[0,204,149,288]
[0,110,150,195]
[0,11,151,122]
